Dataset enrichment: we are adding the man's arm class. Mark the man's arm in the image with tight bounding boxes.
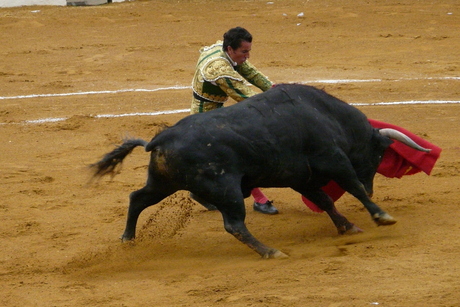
[237,61,273,92]
[214,76,260,102]
[202,58,261,102]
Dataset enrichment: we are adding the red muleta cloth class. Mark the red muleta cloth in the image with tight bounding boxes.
[302,119,442,213]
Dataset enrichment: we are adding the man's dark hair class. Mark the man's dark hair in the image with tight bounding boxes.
[223,27,252,51]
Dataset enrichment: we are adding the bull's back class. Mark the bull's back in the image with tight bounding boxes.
[219,84,370,146]
[150,84,370,156]
[145,84,371,182]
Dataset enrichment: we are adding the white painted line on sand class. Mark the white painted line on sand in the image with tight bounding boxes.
[94,109,190,118]
[0,85,190,101]
[7,100,459,125]
[1,77,459,125]
[1,77,458,101]
[351,100,460,106]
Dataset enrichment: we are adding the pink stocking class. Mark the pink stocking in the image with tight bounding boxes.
[251,188,269,204]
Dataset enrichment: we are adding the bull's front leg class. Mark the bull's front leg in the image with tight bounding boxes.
[346,187,397,226]
[333,178,397,226]
[220,210,288,259]
[325,206,363,235]
[301,189,362,235]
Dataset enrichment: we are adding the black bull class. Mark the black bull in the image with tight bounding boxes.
[91,84,430,258]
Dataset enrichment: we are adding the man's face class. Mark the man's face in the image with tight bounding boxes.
[227,40,251,65]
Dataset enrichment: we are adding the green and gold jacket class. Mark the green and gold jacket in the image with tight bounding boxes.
[191,40,272,113]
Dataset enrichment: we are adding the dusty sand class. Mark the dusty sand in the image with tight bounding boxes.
[1,0,459,306]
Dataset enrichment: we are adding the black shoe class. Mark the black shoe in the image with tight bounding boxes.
[253,200,279,215]
[190,193,218,211]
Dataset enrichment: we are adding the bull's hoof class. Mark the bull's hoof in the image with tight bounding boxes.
[262,249,289,259]
[372,212,397,226]
[120,235,135,243]
[339,224,363,235]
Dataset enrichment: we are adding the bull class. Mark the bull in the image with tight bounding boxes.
[90,84,431,258]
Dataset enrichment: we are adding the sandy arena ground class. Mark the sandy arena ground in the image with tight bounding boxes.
[1,0,459,306]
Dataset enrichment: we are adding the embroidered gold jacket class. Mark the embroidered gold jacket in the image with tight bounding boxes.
[191,40,272,113]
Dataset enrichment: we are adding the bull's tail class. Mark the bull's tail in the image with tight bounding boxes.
[90,138,148,178]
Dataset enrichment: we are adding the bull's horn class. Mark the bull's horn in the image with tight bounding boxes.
[379,128,431,152]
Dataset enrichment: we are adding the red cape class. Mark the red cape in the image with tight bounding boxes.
[302,119,442,212]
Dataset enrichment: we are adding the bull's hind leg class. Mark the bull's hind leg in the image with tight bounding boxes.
[121,185,174,242]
